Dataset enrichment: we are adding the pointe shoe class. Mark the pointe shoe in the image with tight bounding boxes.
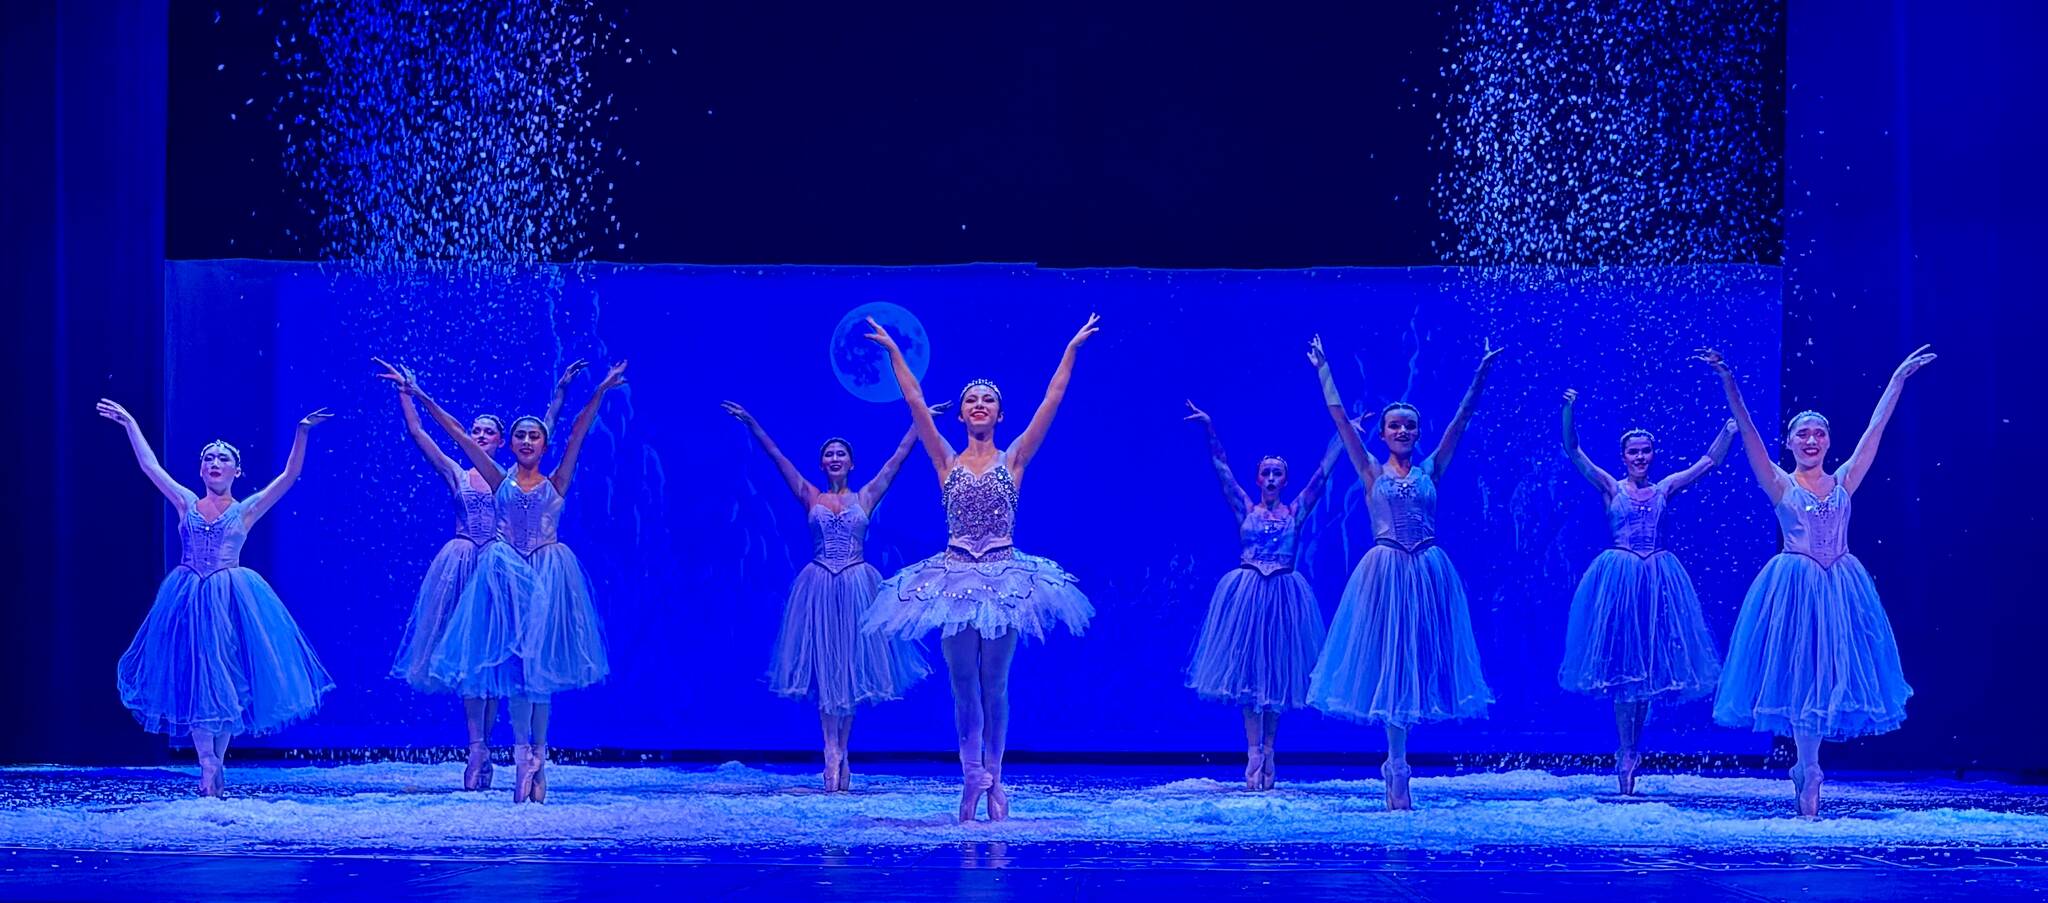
[1790,763,1823,818]
[463,740,493,791]
[196,751,225,799]
[513,744,537,803]
[1615,748,1643,796]
[1244,746,1265,791]
[838,757,852,793]
[529,746,548,804]
[958,766,991,823]
[1260,742,1277,791]
[986,776,1010,822]
[1381,761,1414,811]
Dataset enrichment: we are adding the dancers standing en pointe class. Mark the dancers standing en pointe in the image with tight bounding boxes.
[860,314,1099,823]
[1556,388,1737,794]
[1303,335,1499,811]
[387,360,582,791]
[100,399,336,798]
[1181,399,1346,791]
[720,400,936,792]
[387,359,626,803]
[1699,346,1932,817]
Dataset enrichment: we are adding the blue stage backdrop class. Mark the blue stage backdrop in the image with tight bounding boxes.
[160,260,1780,755]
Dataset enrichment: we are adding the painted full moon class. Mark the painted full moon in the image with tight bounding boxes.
[830,302,930,403]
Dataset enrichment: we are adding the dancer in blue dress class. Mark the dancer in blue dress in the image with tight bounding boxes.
[861,314,1098,822]
[720,400,937,792]
[1557,388,1737,794]
[386,360,582,791]
[1182,399,1346,791]
[1697,345,1933,816]
[1303,335,1500,810]
[385,359,626,803]
[98,399,336,797]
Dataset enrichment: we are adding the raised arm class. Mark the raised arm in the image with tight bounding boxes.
[857,402,951,511]
[396,389,462,491]
[96,399,195,513]
[244,408,333,526]
[378,358,505,488]
[1427,340,1504,479]
[1184,400,1250,521]
[1660,418,1739,496]
[551,360,628,495]
[542,359,588,438]
[720,401,817,506]
[1291,422,1353,519]
[1310,334,1380,485]
[1007,313,1100,480]
[1694,348,1785,500]
[1838,344,1936,494]
[1560,389,1618,497]
[864,316,955,477]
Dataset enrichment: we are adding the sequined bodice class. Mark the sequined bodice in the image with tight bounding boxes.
[810,500,869,573]
[1369,469,1437,549]
[1239,506,1302,575]
[1779,479,1851,566]
[497,477,563,556]
[1609,484,1664,554]
[179,501,249,577]
[944,456,1017,559]
[454,474,498,544]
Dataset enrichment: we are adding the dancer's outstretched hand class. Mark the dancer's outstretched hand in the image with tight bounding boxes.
[863,317,900,353]
[719,401,756,426]
[1891,344,1937,382]
[96,399,136,428]
[1307,334,1329,369]
[1563,388,1578,407]
[1480,338,1506,369]
[1068,313,1102,350]
[299,408,335,429]
[928,401,953,417]
[1691,347,1731,373]
[372,357,421,394]
[599,360,629,391]
[1183,400,1210,424]
[557,359,590,389]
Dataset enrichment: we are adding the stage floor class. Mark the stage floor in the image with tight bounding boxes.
[4,762,2046,900]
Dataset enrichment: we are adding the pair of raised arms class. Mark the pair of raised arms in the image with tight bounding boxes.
[375,356,628,496]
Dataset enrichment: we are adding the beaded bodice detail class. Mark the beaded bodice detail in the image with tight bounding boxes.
[497,477,563,556]
[178,500,248,577]
[1239,505,1301,575]
[1369,469,1438,550]
[1779,478,1851,567]
[944,455,1018,560]
[810,499,869,573]
[454,473,498,544]
[1610,483,1664,554]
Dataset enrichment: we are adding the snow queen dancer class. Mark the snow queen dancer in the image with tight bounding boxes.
[860,314,1099,823]
[720,400,937,792]
[100,399,336,798]
[386,359,626,804]
[1698,345,1932,817]
[1182,399,1346,791]
[1303,335,1499,811]
[385,359,582,791]
[1556,387,1737,795]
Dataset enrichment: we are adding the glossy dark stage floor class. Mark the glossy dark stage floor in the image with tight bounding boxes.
[4,763,2047,900]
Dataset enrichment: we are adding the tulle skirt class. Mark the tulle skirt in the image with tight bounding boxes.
[863,548,1093,641]
[1186,568,1326,711]
[769,561,932,715]
[1713,552,1911,740]
[389,537,485,692]
[1306,544,1492,726]
[1557,550,1721,702]
[427,542,610,699]
[117,566,334,738]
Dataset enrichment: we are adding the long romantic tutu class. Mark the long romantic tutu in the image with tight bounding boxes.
[428,543,610,698]
[1713,552,1911,740]
[389,537,484,692]
[1186,569,1326,711]
[1306,544,1492,725]
[769,561,932,715]
[117,567,334,738]
[1557,550,1721,702]
[863,549,1093,641]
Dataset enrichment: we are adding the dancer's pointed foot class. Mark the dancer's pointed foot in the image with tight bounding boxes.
[1381,761,1413,811]
[986,779,1010,821]
[463,740,493,791]
[1244,746,1265,791]
[529,746,548,803]
[196,751,224,798]
[958,767,991,823]
[1791,763,1823,818]
[822,749,844,793]
[1615,748,1643,796]
[513,744,537,804]
[1260,741,1277,791]
[838,757,852,794]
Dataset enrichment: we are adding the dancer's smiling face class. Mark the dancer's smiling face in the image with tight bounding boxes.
[958,386,1001,433]
[470,417,504,455]
[819,440,853,480]
[1381,410,1420,456]
[1622,436,1655,479]
[1785,416,1830,469]
[510,421,547,466]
